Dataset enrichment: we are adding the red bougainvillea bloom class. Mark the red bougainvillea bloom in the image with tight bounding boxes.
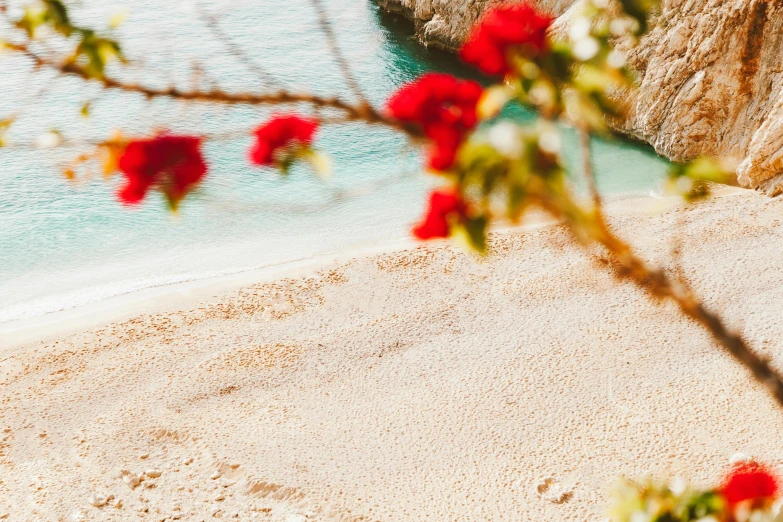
[461,3,554,76]
[387,73,483,170]
[117,135,207,207]
[413,190,467,240]
[720,462,780,506]
[249,114,318,166]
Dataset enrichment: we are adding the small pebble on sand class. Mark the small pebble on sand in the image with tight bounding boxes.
[88,494,108,507]
[121,472,142,489]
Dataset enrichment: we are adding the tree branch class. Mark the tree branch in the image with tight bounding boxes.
[307,0,369,106]
[8,42,414,135]
[578,127,602,209]
[196,3,285,89]
[531,177,783,410]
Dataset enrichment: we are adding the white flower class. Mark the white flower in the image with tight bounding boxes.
[607,50,627,69]
[729,452,750,464]
[489,122,523,159]
[529,83,555,107]
[573,37,600,61]
[568,17,592,42]
[538,130,562,154]
[36,131,62,149]
[610,18,632,37]
[670,476,687,495]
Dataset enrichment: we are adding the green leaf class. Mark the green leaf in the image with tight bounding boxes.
[617,0,661,35]
[42,0,72,35]
[455,215,488,255]
[109,10,128,29]
[15,6,48,37]
[666,158,735,201]
[478,84,516,120]
[74,32,124,78]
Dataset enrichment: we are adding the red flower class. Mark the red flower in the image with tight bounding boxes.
[250,114,318,166]
[387,73,483,170]
[413,190,467,240]
[461,3,554,77]
[720,462,780,506]
[118,135,207,207]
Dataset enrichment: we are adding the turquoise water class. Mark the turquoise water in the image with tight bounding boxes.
[0,0,670,324]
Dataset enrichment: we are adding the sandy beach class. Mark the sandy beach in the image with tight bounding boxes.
[2,189,783,521]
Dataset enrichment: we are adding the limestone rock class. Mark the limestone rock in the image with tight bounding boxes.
[374,0,783,195]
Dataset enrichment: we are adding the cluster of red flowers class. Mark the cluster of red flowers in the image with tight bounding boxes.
[115,115,321,208]
[412,189,467,240]
[460,3,554,76]
[249,114,318,167]
[720,462,780,507]
[117,135,207,207]
[386,73,483,171]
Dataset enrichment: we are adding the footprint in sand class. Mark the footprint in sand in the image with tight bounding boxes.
[535,476,574,504]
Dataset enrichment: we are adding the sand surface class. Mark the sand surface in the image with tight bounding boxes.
[2,190,783,521]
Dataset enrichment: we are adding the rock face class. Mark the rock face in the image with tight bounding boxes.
[375,0,783,195]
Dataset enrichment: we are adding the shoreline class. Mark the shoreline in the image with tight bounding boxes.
[1,212,567,350]
[1,188,745,351]
[0,236,415,350]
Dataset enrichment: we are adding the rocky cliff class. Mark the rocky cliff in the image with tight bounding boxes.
[375,0,783,195]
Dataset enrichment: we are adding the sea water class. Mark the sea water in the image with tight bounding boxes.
[0,0,670,325]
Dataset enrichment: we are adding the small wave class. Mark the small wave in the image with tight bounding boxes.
[0,257,316,324]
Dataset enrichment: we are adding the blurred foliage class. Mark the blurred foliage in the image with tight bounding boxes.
[666,158,737,201]
[13,0,124,78]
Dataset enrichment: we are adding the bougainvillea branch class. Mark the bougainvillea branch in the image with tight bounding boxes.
[533,180,783,410]
[196,3,284,89]
[6,41,409,132]
[306,0,369,106]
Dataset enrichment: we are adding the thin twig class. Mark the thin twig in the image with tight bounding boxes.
[8,42,412,135]
[307,0,369,106]
[578,127,602,209]
[669,204,689,286]
[204,161,419,215]
[196,3,285,89]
